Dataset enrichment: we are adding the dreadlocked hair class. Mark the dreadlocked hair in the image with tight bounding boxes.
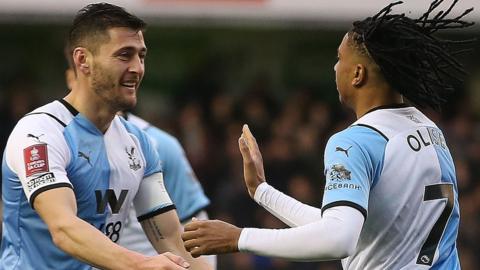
[351,0,475,110]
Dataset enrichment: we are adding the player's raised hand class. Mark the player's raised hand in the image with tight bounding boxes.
[238,124,266,198]
[182,219,241,258]
[136,252,190,270]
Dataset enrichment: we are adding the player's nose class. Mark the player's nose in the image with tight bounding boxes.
[128,55,144,74]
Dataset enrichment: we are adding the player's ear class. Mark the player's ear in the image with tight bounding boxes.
[73,47,91,75]
[352,64,366,88]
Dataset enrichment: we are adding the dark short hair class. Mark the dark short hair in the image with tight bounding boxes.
[350,0,475,110]
[67,3,146,59]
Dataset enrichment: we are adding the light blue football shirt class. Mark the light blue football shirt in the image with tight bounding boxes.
[322,105,460,269]
[1,100,173,270]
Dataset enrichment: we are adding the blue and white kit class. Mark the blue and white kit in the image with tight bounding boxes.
[1,100,174,270]
[239,105,460,269]
[323,105,459,269]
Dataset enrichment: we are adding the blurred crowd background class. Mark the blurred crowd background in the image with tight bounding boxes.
[1,1,480,269]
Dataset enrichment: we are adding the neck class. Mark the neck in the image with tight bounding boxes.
[353,86,404,119]
[64,83,116,133]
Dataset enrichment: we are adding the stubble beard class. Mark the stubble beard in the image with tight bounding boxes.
[91,62,137,112]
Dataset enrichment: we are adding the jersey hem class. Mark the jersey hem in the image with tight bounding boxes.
[321,200,367,219]
[30,182,74,209]
[137,204,176,222]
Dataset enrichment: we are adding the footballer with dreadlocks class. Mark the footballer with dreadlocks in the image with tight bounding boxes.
[181,1,474,269]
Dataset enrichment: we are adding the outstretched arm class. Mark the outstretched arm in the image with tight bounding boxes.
[182,124,365,261]
[182,205,364,261]
[253,182,323,227]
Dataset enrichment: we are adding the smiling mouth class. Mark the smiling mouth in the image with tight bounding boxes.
[121,82,137,90]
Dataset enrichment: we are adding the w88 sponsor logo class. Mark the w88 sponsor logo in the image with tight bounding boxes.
[99,221,123,242]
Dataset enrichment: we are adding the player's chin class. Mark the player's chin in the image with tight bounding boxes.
[118,96,137,111]
[123,87,138,102]
[125,99,137,110]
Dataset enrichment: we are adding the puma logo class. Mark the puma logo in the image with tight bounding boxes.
[27,133,45,142]
[78,151,92,166]
[335,146,352,157]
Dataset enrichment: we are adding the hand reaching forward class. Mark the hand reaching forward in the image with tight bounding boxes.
[182,219,241,258]
[238,124,266,198]
[136,252,190,270]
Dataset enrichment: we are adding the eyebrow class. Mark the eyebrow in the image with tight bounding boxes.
[114,46,147,54]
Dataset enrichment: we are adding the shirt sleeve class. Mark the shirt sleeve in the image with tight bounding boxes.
[5,114,72,208]
[321,131,372,218]
[254,182,323,227]
[133,172,175,221]
[238,206,364,261]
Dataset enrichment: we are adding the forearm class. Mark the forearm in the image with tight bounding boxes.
[238,206,364,261]
[143,211,212,270]
[254,182,323,227]
[51,217,145,270]
[35,187,148,270]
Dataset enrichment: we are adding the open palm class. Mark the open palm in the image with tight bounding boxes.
[238,124,266,198]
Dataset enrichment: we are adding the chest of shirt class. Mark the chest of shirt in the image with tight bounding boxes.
[64,118,146,205]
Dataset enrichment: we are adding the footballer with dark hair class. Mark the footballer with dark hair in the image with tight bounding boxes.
[182,1,474,269]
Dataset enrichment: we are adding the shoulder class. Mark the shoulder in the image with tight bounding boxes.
[5,102,73,173]
[353,106,437,140]
[327,125,387,150]
[25,100,76,127]
[325,126,388,166]
[10,101,74,142]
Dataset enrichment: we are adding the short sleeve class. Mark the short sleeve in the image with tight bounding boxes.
[322,131,372,218]
[5,114,72,207]
[133,172,175,221]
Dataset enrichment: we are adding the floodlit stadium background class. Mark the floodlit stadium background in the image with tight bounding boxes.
[0,1,479,269]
